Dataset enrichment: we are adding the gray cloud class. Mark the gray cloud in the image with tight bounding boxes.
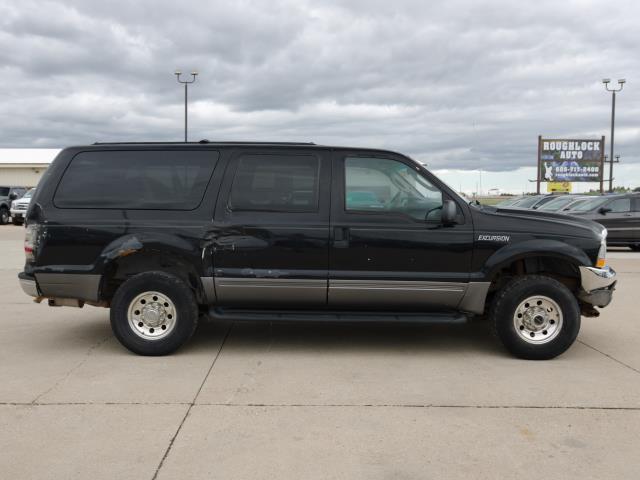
[0,0,638,172]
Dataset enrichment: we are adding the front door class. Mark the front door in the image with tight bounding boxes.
[212,148,331,306]
[328,151,474,310]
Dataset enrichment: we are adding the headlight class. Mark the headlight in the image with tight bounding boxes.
[596,228,607,268]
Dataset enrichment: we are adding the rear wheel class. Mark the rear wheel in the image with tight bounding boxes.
[490,275,580,360]
[0,207,8,225]
[110,271,198,355]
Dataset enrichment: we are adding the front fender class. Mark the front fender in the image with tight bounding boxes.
[482,239,592,281]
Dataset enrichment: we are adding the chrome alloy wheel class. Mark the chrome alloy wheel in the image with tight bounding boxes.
[127,291,177,340]
[513,295,563,345]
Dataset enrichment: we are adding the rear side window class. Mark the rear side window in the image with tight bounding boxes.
[54,150,218,210]
[228,154,319,212]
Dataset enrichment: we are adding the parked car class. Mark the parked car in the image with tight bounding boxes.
[0,186,27,225]
[537,195,590,213]
[10,188,35,225]
[19,142,616,359]
[567,194,640,250]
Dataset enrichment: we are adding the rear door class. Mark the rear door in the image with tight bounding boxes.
[212,148,331,306]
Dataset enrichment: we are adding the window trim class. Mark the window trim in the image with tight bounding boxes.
[53,149,219,211]
[226,153,321,214]
[342,155,445,224]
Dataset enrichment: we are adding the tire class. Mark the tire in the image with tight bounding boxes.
[0,207,8,225]
[110,271,199,355]
[12,217,24,226]
[490,275,580,360]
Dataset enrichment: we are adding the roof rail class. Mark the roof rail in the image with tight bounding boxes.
[92,140,317,146]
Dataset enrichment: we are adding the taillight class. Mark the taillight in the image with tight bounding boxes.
[24,224,37,261]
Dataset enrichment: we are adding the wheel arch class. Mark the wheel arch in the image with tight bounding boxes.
[96,233,207,304]
[480,240,590,312]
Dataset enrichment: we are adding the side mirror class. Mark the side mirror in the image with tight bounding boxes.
[441,199,457,225]
[8,193,17,201]
[599,206,611,215]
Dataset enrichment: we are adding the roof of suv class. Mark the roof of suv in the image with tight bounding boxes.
[72,141,416,160]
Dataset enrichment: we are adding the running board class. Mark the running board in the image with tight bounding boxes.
[207,307,468,324]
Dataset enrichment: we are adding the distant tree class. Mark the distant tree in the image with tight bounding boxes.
[634,186,640,192]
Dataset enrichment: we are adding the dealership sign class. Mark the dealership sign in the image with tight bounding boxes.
[538,138,604,183]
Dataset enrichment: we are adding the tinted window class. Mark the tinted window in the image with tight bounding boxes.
[54,151,218,210]
[345,157,443,221]
[0,187,9,196]
[228,154,320,212]
[607,198,631,213]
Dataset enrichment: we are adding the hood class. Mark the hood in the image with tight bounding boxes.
[478,205,604,239]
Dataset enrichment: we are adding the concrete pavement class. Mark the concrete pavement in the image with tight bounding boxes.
[1,225,639,479]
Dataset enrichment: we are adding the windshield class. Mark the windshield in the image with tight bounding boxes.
[23,189,35,199]
[564,199,588,210]
[512,196,543,208]
[496,196,523,207]
[538,196,576,211]
[570,196,610,212]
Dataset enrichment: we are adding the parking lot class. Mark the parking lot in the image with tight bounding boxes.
[0,224,639,479]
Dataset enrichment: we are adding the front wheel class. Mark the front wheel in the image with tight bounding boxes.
[110,271,199,355]
[490,275,580,360]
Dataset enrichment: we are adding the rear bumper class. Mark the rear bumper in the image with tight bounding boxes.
[18,272,39,297]
[578,266,616,308]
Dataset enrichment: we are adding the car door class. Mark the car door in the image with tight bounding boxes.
[597,197,634,244]
[212,148,331,306]
[328,151,474,310]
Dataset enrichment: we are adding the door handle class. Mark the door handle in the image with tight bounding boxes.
[334,227,350,248]
[214,242,236,252]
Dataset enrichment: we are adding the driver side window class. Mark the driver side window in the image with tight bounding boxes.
[344,157,443,221]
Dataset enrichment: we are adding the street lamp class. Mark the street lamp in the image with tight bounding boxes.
[602,78,625,193]
[175,70,198,142]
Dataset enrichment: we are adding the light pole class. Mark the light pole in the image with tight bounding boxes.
[602,78,625,193]
[175,70,198,142]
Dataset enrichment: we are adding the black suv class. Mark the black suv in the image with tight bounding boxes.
[19,142,617,359]
[567,194,640,250]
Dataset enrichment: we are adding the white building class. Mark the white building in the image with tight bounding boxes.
[0,149,59,187]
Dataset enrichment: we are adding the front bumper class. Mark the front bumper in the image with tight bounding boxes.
[18,273,39,297]
[10,210,24,218]
[578,266,616,308]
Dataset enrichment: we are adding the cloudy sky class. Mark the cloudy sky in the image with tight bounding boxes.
[1,0,638,191]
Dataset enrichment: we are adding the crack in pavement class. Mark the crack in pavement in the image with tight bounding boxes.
[1,401,638,411]
[30,335,112,405]
[151,322,233,480]
[578,340,640,376]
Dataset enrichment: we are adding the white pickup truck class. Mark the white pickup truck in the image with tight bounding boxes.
[9,188,34,225]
